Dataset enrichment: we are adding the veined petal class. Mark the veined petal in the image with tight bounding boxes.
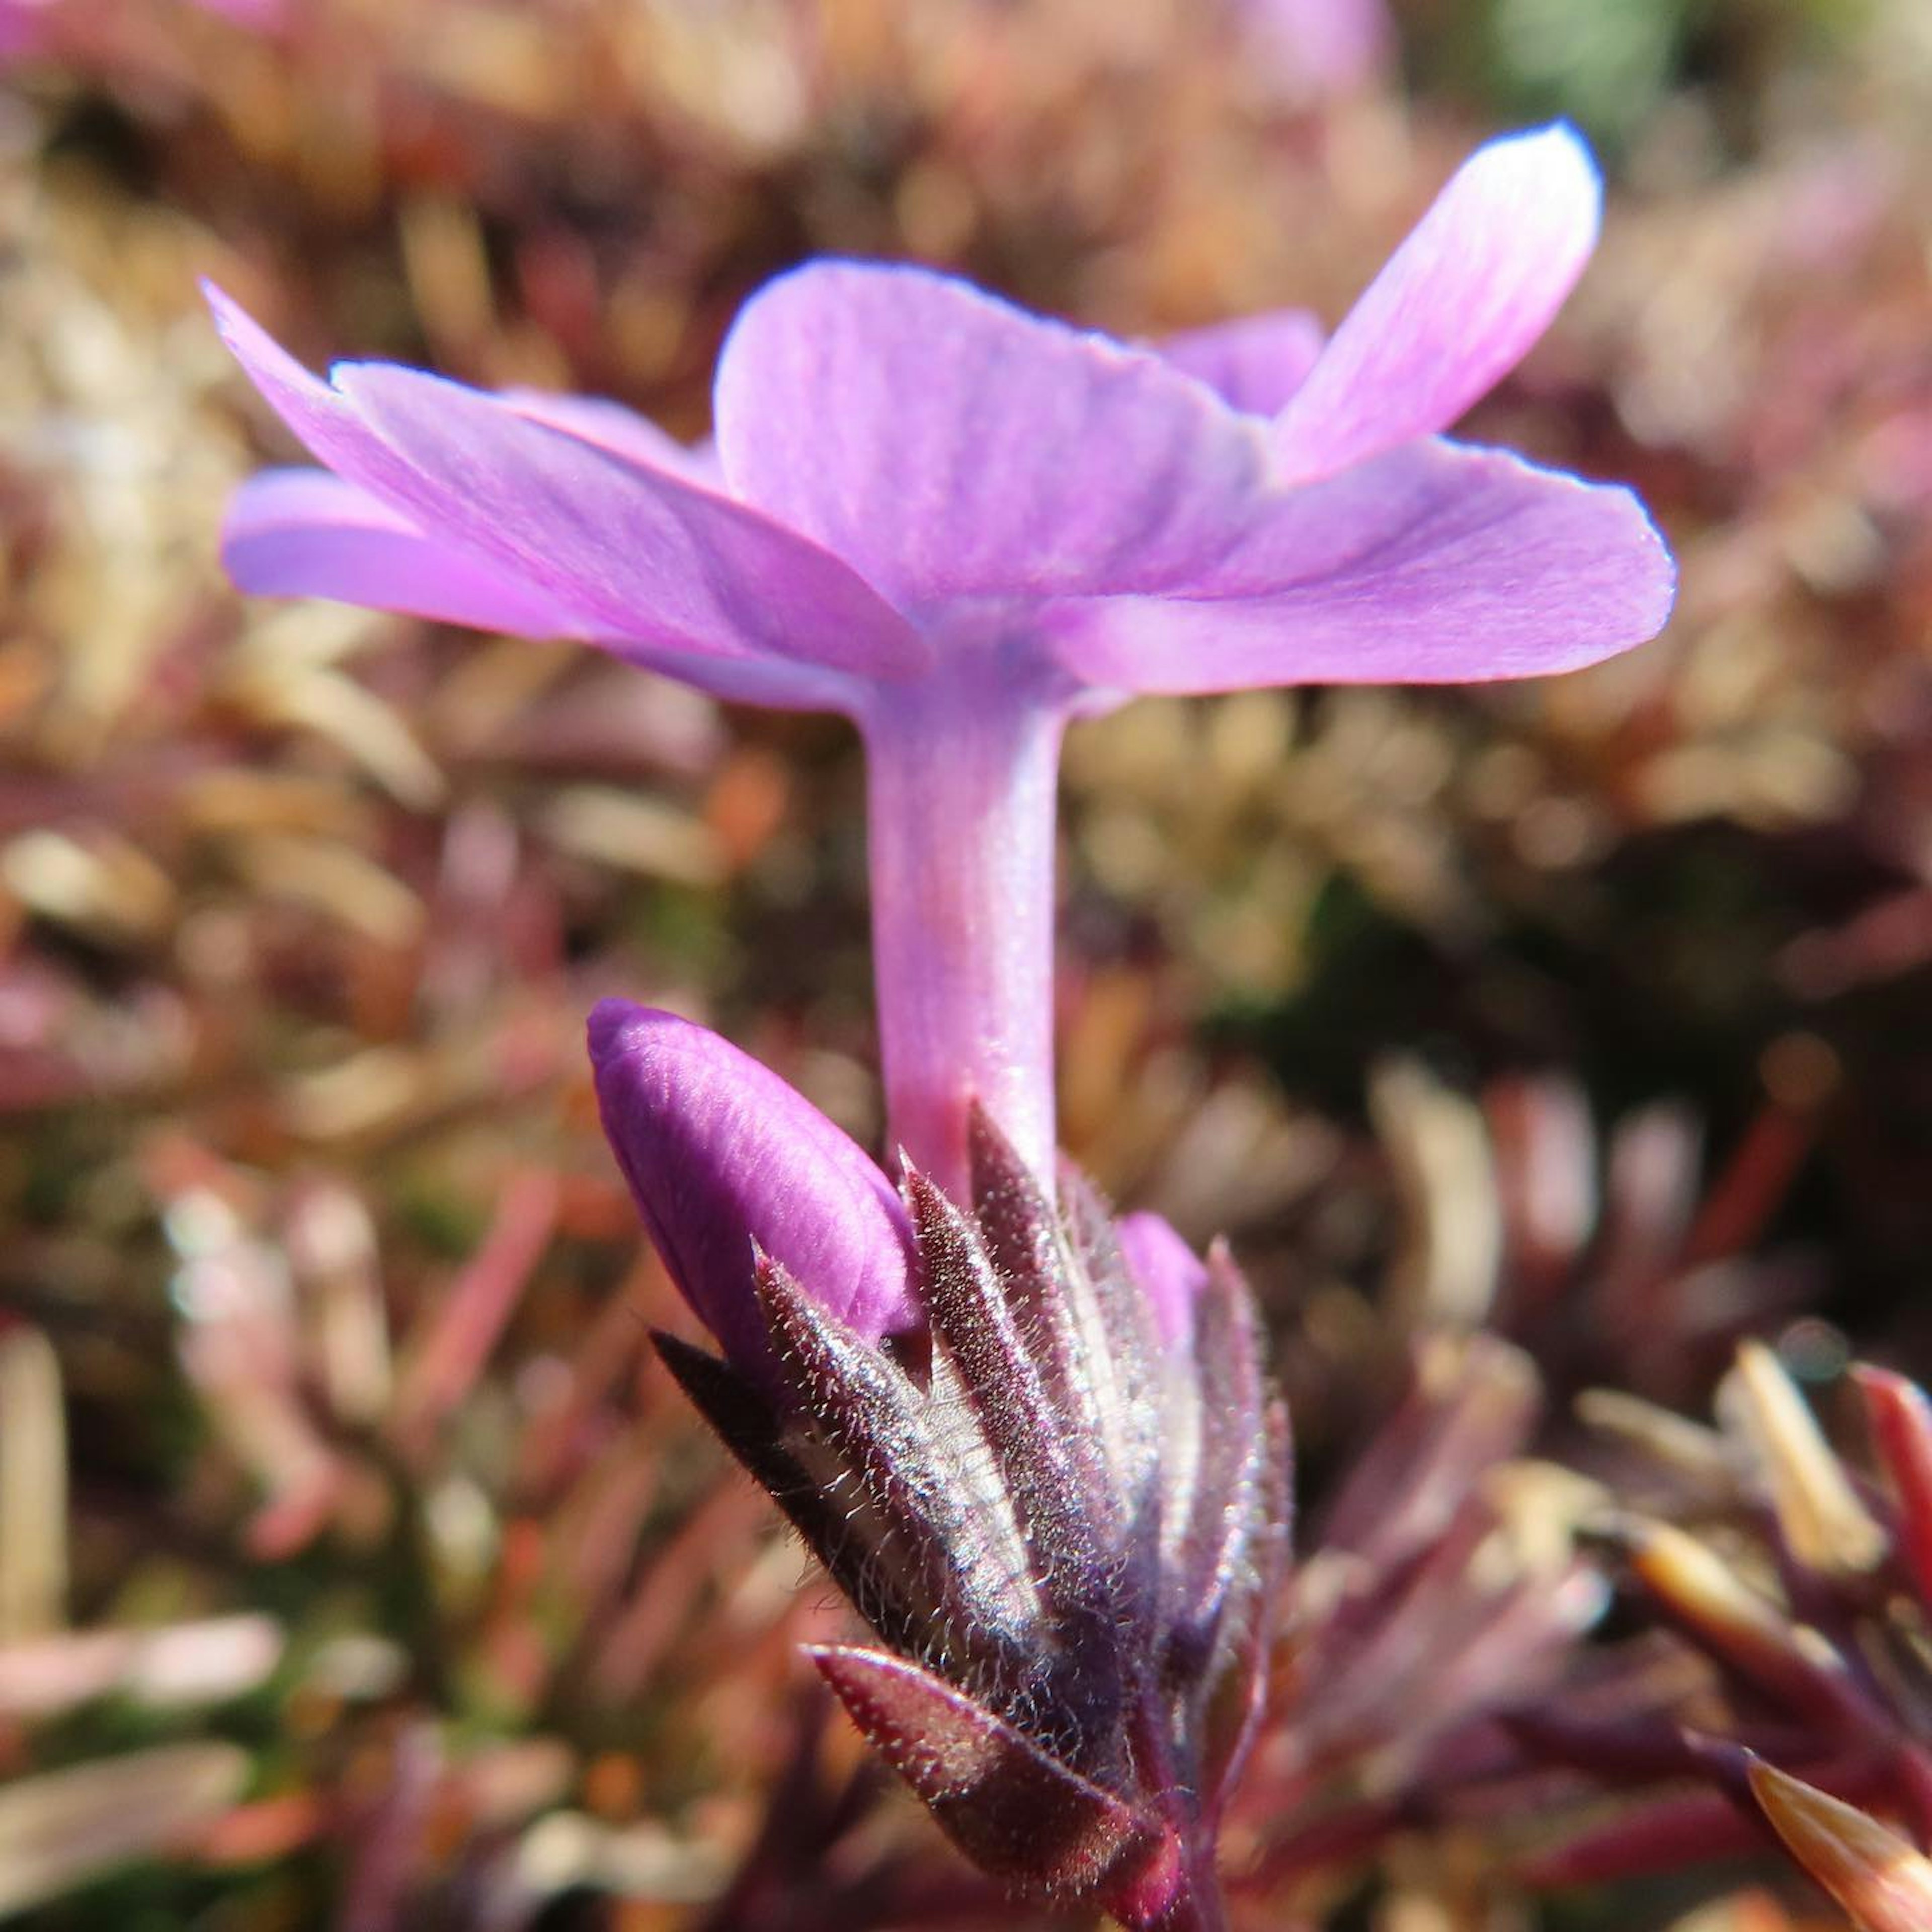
[224,468,855,710]
[498,389,710,478]
[339,364,925,681]
[588,1002,918,1377]
[207,285,926,684]
[1053,440,1674,692]
[1158,309,1326,417]
[1272,125,1602,483]
[223,468,580,634]
[713,260,1275,608]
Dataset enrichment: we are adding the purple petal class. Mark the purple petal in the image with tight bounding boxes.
[1115,1212,1209,1352]
[223,468,579,633]
[207,285,926,685]
[1272,125,1602,483]
[340,360,925,682]
[588,1002,917,1377]
[502,393,725,494]
[1158,309,1326,416]
[1053,439,1673,692]
[224,468,853,710]
[712,260,1275,607]
[498,390,708,477]
[604,648,860,711]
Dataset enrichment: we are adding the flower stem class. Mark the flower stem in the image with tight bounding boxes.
[860,661,1064,1198]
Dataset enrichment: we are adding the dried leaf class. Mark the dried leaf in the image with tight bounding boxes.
[0,1743,251,1916]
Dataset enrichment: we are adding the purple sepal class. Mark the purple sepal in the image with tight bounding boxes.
[655,1104,1289,1925]
[809,1645,1172,1909]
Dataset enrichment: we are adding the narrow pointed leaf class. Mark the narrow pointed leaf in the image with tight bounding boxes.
[1196,1391,1292,1818]
[1622,1517,1875,1734]
[1854,1366,1932,1613]
[1724,1341,1887,1578]
[1750,1760,1932,1932]
[1058,1165,1164,1516]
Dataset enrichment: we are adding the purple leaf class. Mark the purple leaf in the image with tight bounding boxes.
[905,1172,1112,1639]
[966,1105,1114,1511]
[1855,1366,1932,1616]
[753,1254,1034,1657]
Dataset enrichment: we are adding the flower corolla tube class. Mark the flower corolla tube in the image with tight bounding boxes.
[211,122,1673,1196]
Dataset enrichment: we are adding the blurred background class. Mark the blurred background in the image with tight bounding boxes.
[2,1,1930,1926]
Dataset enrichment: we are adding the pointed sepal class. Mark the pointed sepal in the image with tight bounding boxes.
[808,1645,1176,1912]
[639,1110,1293,1927]
[753,1252,1034,1664]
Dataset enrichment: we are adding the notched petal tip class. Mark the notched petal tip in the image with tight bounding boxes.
[1493,118,1602,192]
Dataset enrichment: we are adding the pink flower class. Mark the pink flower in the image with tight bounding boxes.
[210,123,1672,1195]
[589,997,1284,1928]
